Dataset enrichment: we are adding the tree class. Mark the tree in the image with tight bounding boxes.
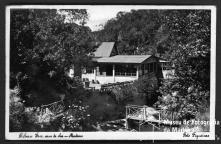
[94,10,163,55]
[10,9,95,106]
[95,9,211,120]
[155,10,211,120]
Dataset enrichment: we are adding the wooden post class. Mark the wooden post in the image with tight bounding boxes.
[94,68,96,81]
[159,112,161,122]
[136,65,139,79]
[96,66,100,76]
[126,106,128,129]
[113,64,115,83]
[144,107,146,120]
[139,121,141,131]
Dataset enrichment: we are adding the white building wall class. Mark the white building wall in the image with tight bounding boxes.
[114,76,137,83]
[96,76,115,84]
[82,73,96,81]
[82,74,137,84]
[81,70,175,83]
[95,76,137,84]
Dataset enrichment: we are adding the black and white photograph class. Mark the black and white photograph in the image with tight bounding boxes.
[5,5,216,140]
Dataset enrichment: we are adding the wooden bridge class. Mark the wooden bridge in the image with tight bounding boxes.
[125,105,162,131]
[125,105,178,131]
[38,100,65,121]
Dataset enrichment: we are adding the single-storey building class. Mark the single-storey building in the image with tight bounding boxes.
[80,42,174,85]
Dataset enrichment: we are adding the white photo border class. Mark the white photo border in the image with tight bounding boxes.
[5,5,217,140]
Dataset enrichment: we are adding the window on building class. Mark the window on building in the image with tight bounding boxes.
[115,64,136,76]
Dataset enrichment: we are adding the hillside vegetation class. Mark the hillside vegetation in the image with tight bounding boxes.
[10,9,210,131]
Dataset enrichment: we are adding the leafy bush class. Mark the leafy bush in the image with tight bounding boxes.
[85,91,118,122]
[134,74,159,106]
[9,87,25,131]
[156,78,209,121]
[58,105,93,131]
[10,86,59,131]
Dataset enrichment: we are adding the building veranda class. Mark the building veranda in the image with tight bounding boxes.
[72,42,174,89]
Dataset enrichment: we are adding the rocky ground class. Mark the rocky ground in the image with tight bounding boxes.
[92,119,137,132]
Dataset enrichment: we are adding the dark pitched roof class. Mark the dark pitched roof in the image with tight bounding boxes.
[96,55,152,64]
[93,42,115,57]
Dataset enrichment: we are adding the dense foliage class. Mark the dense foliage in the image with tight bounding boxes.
[10,9,211,131]
[155,10,210,120]
[9,87,25,131]
[95,10,211,120]
[10,9,96,106]
[10,9,98,131]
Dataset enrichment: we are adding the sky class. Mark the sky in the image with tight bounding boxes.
[83,6,149,31]
[78,5,213,31]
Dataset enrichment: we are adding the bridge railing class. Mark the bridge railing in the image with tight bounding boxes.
[126,105,161,122]
[40,100,65,116]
